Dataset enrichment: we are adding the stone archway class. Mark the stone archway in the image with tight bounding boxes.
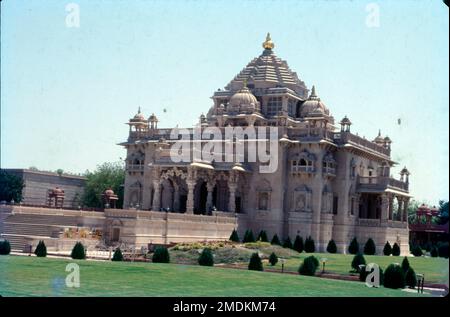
[160,178,174,211]
[194,180,208,214]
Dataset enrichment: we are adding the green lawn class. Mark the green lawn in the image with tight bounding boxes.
[0,255,430,297]
[266,253,449,285]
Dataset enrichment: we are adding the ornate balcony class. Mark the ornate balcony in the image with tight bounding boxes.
[357,176,409,193]
[126,164,145,172]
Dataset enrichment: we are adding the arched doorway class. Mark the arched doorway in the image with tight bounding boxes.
[160,179,174,211]
[194,180,208,214]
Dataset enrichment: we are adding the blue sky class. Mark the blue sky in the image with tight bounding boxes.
[1,0,448,204]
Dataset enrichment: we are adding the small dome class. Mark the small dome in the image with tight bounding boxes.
[384,136,392,143]
[300,86,329,117]
[52,187,64,194]
[130,107,146,122]
[373,130,384,143]
[400,166,410,175]
[229,86,258,113]
[148,113,158,122]
[340,116,352,125]
[104,189,115,196]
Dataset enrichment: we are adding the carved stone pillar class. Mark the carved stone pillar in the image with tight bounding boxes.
[186,181,195,214]
[228,184,237,213]
[388,194,394,220]
[173,184,180,212]
[381,193,389,222]
[152,180,161,211]
[397,197,404,221]
[206,182,215,212]
[402,197,409,223]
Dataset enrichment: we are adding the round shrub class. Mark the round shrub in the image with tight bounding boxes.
[384,264,406,289]
[438,242,449,258]
[269,252,278,266]
[257,230,269,242]
[229,229,240,242]
[304,236,315,253]
[405,267,417,289]
[34,240,47,257]
[298,255,319,276]
[348,237,359,255]
[198,248,214,266]
[326,239,337,253]
[392,243,401,256]
[271,234,281,246]
[363,238,376,255]
[112,248,123,261]
[383,241,392,256]
[282,237,293,249]
[0,240,11,255]
[401,256,410,273]
[430,246,439,257]
[248,252,263,271]
[152,246,170,263]
[243,230,256,243]
[351,253,366,272]
[411,245,423,257]
[71,242,86,260]
[293,235,304,253]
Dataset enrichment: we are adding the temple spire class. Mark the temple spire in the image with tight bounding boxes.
[310,85,317,98]
[262,32,275,50]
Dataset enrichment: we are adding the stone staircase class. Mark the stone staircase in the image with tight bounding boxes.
[0,213,79,251]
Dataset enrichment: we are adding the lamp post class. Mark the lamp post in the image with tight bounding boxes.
[321,258,328,273]
[280,258,286,273]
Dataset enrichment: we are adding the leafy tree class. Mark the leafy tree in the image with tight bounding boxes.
[0,170,25,203]
[229,229,240,242]
[363,238,376,255]
[438,242,449,258]
[326,240,337,253]
[269,252,278,266]
[257,230,269,242]
[304,236,315,253]
[56,169,64,176]
[401,256,410,273]
[81,162,125,208]
[437,200,449,225]
[405,267,417,289]
[152,246,170,263]
[0,240,11,255]
[71,242,86,259]
[282,236,293,249]
[293,235,304,253]
[384,264,406,289]
[430,246,439,257]
[243,229,256,243]
[298,256,319,276]
[348,237,359,255]
[34,240,47,257]
[112,248,124,261]
[392,243,401,256]
[271,234,281,246]
[351,253,366,272]
[383,241,392,256]
[248,252,263,271]
[198,248,214,266]
[411,245,423,257]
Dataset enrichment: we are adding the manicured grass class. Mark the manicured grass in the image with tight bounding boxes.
[0,255,426,297]
[264,252,449,285]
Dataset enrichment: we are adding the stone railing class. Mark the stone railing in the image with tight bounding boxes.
[358,218,381,227]
[126,164,145,172]
[334,132,390,156]
[357,176,409,192]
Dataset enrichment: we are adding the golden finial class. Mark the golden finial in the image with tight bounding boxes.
[262,32,274,50]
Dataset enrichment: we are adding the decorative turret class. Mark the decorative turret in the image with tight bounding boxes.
[127,107,148,132]
[148,113,159,129]
[383,136,392,150]
[373,130,385,146]
[300,85,330,118]
[340,116,352,132]
[400,166,410,183]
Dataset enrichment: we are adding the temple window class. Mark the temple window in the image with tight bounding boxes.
[291,150,316,174]
[287,98,295,116]
[256,179,272,211]
[267,96,282,116]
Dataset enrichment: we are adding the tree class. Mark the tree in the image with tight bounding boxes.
[437,200,449,225]
[257,230,269,242]
[392,243,401,256]
[304,236,315,253]
[326,240,337,253]
[229,229,240,242]
[152,246,170,263]
[34,240,47,257]
[0,240,11,255]
[269,252,278,266]
[351,253,366,272]
[298,256,319,276]
[430,246,439,257]
[71,242,86,260]
[405,267,418,289]
[401,256,410,273]
[282,236,293,249]
[81,162,125,208]
[438,242,449,258]
[243,229,256,243]
[384,264,406,289]
[248,253,263,271]
[348,237,359,254]
[198,248,214,266]
[363,238,376,255]
[411,245,423,257]
[383,241,392,256]
[293,235,304,253]
[271,234,281,246]
[112,248,124,261]
[0,170,25,203]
